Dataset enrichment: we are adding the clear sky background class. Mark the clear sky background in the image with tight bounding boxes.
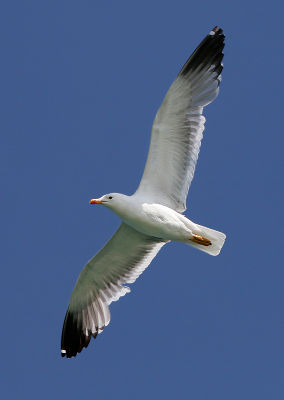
[1,1,283,399]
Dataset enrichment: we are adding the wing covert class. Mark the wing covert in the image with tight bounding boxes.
[135,27,225,212]
[61,223,167,358]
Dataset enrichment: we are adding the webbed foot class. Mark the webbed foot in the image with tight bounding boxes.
[190,233,212,246]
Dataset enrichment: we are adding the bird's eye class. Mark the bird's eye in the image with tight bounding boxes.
[108,196,113,200]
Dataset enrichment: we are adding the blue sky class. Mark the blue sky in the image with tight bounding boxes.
[1,0,283,398]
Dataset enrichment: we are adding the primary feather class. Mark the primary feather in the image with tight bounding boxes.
[61,223,166,358]
[136,26,224,212]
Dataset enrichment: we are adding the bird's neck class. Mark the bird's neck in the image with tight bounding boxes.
[111,196,139,221]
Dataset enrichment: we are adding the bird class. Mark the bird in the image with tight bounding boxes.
[61,26,226,358]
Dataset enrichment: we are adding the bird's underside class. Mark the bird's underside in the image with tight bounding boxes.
[61,26,225,358]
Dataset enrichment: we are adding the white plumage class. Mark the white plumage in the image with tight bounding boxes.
[61,26,226,358]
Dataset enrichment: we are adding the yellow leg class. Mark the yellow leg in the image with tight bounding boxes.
[190,233,212,246]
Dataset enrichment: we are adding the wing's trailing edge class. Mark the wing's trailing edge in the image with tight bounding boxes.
[61,223,167,358]
[135,26,225,212]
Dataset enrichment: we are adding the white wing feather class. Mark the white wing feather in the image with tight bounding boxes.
[61,223,167,358]
[135,27,225,212]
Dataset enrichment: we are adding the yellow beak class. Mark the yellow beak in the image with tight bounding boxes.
[89,199,103,204]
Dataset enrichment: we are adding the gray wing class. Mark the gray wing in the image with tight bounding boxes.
[61,223,167,358]
[135,27,225,212]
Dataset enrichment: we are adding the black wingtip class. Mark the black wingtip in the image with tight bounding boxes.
[212,26,223,34]
[61,307,105,358]
[61,309,92,359]
[179,26,225,77]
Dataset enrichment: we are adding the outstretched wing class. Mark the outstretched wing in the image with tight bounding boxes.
[61,223,167,358]
[135,27,225,212]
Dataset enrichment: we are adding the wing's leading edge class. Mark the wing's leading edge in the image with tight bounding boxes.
[136,27,225,212]
[61,223,167,358]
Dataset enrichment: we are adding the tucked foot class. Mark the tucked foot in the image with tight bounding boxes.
[190,233,212,246]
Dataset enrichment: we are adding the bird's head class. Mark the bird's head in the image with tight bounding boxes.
[89,193,130,215]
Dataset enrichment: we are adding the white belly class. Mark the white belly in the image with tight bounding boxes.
[121,203,199,241]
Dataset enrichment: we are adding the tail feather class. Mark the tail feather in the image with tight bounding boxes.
[188,224,226,256]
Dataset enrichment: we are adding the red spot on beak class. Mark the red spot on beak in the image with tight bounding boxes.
[89,199,103,204]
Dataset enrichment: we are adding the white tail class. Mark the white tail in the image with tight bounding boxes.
[187,224,226,256]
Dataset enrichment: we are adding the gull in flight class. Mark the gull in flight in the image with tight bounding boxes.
[61,26,226,358]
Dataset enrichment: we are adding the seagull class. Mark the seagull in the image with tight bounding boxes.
[61,26,226,358]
